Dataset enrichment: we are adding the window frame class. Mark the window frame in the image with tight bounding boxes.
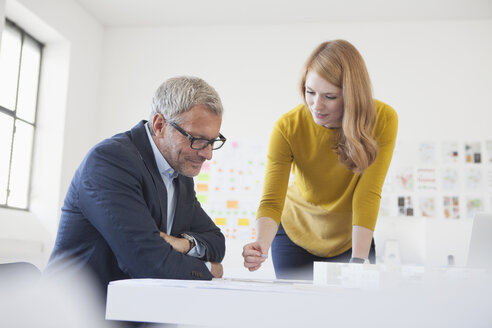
[0,18,43,211]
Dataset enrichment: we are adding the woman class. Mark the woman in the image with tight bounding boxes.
[242,40,398,279]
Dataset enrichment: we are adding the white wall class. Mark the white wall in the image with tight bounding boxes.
[0,0,104,268]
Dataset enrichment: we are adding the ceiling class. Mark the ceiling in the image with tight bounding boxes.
[74,0,492,27]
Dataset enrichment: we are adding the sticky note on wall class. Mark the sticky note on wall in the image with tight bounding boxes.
[226,200,239,209]
[196,183,208,192]
[197,173,210,182]
[215,218,227,226]
[196,195,208,204]
[237,218,250,226]
[201,162,211,171]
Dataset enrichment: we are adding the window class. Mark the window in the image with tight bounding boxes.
[0,19,43,209]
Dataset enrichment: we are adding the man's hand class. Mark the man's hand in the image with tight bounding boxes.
[210,262,223,278]
[160,231,191,254]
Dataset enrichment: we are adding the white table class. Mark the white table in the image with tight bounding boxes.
[106,266,492,328]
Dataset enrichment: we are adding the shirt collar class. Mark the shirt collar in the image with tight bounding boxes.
[145,122,179,180]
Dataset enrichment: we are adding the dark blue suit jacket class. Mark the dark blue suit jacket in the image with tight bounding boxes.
[46,121,225,296]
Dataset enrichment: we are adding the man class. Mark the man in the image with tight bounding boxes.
[46,76,226,300]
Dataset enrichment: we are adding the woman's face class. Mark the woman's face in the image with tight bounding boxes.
[304,70,344,128]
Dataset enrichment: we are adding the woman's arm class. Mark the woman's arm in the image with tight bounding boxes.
[352,105,398,259]
[242,118,294,271]
[242,217,278,271]
[351,225,374,260]
[351,103,398,260]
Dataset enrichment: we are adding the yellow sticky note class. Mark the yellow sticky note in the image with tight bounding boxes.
[226,200,239,209]
[215,218,227,226]
[237,218,250,226]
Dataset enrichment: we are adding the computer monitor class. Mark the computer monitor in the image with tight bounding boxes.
[466,213,492,269]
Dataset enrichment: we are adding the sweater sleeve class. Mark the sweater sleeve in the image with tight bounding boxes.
[352,105,398,230]
[256,120,293,225]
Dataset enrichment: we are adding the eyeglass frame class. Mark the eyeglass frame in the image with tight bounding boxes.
[168,121,227,150]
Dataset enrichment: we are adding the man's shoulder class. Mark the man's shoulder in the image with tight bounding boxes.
[89,131,134,157]
[89,121,147,155]
[80,128,145,174]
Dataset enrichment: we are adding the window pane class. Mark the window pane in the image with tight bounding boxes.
[8,120,34,208]
[0,24,22,111]
[0,113,14,205]
[17,36,41,123]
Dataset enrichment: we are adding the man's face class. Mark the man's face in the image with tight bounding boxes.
[152,105,222,177]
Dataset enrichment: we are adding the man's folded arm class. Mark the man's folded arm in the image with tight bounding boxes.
[78,143,213,280]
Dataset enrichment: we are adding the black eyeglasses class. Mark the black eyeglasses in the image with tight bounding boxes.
[169,122,227,150]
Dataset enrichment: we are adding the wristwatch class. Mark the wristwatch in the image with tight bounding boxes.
[349,257,369,264]
[180,233,196,253]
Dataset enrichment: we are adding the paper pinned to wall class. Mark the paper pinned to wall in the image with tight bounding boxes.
[441,141,459,164]
[464,142,482,164]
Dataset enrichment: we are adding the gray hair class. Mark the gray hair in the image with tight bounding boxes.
[149,76,223,128]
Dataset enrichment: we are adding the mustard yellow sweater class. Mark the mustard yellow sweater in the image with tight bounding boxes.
[257,100,398,257]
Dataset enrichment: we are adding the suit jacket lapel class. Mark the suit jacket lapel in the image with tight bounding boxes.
[170,175,184,236]
[130,121,168,230]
